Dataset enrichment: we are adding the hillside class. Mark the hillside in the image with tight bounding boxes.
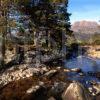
[71,20,100,34]
[71,21,100,44]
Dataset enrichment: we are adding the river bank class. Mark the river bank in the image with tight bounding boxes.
[0,63,98,100]
[82,45,100,59]
[1,44,100,100]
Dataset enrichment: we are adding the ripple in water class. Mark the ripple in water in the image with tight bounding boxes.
[65,56,100,86]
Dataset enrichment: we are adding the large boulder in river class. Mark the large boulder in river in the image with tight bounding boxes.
[62,82,92,100]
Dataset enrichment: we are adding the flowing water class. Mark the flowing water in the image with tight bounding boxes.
[65,56,100,86]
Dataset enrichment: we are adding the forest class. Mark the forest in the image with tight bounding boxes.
[0,0,100,100]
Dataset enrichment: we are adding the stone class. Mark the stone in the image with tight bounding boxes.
[26,85,40,94]
[79,72,85,76]
[64,69,70,72]
[44,70,57,78]
[0,65,42,88]
[70,68,82,73]
[88,87,93,93]
[48,97,56,100]
[89,80,97,85]
[92,83,100,95]
[42,67,49,72]
[56,67,61,70]
[62,82,92,100]
[39,81,44,86]
[51,82,66,94]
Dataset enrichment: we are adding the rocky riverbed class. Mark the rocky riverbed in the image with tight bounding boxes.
[0,64,100,100]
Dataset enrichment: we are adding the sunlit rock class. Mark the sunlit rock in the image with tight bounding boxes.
[62,82,92,100]
[48,97,56,100]
[26,85,40,94]
[44,70,57,79]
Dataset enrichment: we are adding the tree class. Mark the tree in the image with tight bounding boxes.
[19,0,72,50]
[0,0,10,67]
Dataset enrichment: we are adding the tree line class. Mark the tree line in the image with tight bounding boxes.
[0,0,75,69]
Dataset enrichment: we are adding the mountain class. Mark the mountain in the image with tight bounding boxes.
[71,21,100,42]
[71,21,100,34]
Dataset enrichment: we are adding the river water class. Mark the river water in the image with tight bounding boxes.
[65,56,100,86]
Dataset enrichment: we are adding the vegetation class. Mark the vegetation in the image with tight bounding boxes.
[92,34,100,45]
[0,0,75,68]
[76,33,100,45]
[18,0,72,48]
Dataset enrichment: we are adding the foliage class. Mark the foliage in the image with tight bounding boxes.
[18,0,72,51]
[92,34,100,45]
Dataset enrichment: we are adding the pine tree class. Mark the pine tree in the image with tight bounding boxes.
[19,0,72,51]
[0,0,9,67]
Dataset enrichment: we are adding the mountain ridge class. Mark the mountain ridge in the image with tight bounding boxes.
[71,20,100,34]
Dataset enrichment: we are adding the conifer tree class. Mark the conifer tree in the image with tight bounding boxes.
[0,0,9,67]
[20,0,72,53]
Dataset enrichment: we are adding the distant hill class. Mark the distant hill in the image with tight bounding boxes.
[71,21,100,44]
[71,20,100,34]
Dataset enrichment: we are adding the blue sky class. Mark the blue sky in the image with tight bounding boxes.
[68,0,100,24]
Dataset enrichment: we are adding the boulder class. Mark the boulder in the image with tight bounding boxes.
[44,70,57,79]
[62,82,92,100]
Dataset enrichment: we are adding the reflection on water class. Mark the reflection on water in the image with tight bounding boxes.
[65,56,100,72]
[65,56,100,85]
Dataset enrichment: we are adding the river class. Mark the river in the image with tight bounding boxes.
[64,56,100,86]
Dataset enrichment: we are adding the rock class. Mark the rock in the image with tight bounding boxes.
[39,67,49,74]
[51,82,66,94]
[79,72,85,76]
[26,85,40,94]
[88,81,100,96]
[56,67,61,70]
[50,82,66,100]
[62,82,92,100]
[92,83,100,95]
[39,81,44,86]
[88,87,93,93]
[87,71,100,78]
[96,72,100,78]
[48,97,56,100]
[63,69,70,72]
[89,80,97,85]
[88,87,97,96]
[5,50,15,63]
[41,67,49,72]
[70,68,82,73]
[0,64,48,88]
[44,70,57,79]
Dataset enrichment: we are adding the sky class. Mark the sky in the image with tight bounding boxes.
[68,0,100,24]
